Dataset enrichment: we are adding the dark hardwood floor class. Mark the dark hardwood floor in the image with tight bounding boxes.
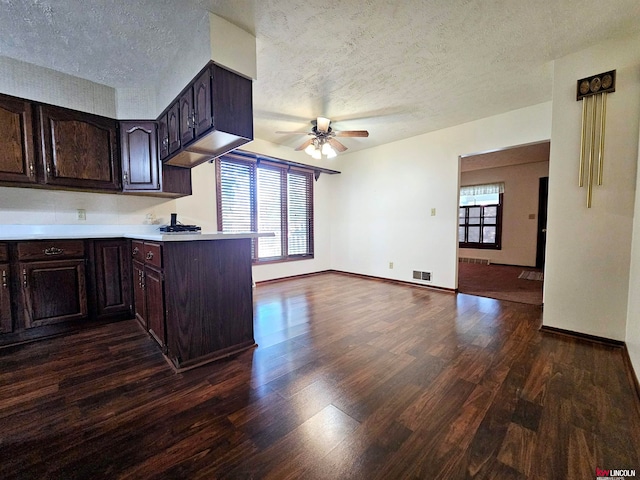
[1,272,639,479]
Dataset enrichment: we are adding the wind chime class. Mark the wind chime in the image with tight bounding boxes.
[577,70,616,208]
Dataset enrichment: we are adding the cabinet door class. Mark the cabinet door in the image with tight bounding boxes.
[0,95,37,184]
[193,68,213,137]
[21,259,88,328]
[179,90,194,147]
[120,121,160,192]
[167,103,181,155]
[0,263,12,333]
[94,240,132,319]
[132,260,146,329]
[145,266,165,348]
[158,114,169,160]
[38,105,120,191]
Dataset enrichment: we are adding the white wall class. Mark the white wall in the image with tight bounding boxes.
[330,102,552,289]
[0,186,176,226]
[175,138,335,283]
[0,57,177,226]
[626,120,640,381]
[543,33,640,341]
[0,56,116,117]
[460,161,549,267]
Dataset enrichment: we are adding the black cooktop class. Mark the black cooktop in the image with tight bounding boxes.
[159,225,201,233]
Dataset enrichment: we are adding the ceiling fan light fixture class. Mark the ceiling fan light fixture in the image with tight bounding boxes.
[316,116,331,133]
[326,149,337,159]
[312,148,322,160]
[321,141,333,155]
[304,143,316,155]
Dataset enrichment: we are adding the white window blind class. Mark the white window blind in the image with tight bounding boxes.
[257,167,283,259]
[218,159,255,233]
[288,172,313,256]
[460,182,505,196]
[216,155,314,263]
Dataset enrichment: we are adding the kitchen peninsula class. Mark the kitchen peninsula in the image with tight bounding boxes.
[0,225,260,371]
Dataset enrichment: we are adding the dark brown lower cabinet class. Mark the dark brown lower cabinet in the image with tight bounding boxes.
[132,260,146,329]
[93,239,132,320]
[131,241,166,350]
[0,263,12,333]
[163,238,254,370]
[21,259,88,328]
[144,266,165,348]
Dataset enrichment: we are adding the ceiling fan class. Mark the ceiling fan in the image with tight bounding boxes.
[276,117,369,159]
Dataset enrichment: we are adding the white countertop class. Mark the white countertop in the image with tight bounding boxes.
[0,225,269,242]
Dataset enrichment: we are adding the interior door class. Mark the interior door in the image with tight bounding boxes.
[536,176,549,269]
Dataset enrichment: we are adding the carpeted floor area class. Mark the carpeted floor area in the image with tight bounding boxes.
[458,262,544,305]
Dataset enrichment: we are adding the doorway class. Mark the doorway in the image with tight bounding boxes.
[535,176,549,269]
[457,141,549,305]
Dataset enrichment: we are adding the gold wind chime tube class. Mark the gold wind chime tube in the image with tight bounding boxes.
[597,93,607,185]
[576,70,615,208]
[579,96,588,187]
[587,95,598,208]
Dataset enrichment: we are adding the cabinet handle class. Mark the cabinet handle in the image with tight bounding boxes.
[1,270,7,289]
[162,137,169,147]
[141,271,145,289]
[22,269,27,288]
[44,247,64,256]
[132,247,139,257]
[146,251,154,261]
[29,163,34,176]
[123,171,129,185]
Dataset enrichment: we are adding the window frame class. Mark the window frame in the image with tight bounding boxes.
[216,154,314,264]
[458,193,503,250]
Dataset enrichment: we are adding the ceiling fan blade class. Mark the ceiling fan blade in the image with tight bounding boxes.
[295,138,314,151]
[328,138,347,152]
[275,131,312,135]
[334,130,369,137]
[316,117,331,133]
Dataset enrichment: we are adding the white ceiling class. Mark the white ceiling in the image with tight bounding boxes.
[1,0,639,154]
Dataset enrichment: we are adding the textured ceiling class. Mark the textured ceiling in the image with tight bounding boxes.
[1,0,639,154]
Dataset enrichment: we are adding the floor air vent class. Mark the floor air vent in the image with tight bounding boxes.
[459,257,491,265]
[412,270,432,282]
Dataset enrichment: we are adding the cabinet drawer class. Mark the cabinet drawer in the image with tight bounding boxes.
[143,242,162,269]
[0,243,7,262]
[17,240,85,261]
[131,240,144,262]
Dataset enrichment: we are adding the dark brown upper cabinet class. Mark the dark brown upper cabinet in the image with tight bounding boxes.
[167,102,181,156]
[120,121,160,192]
[162,63,253,169]
[179,89,195,146]
[120,120,192,198]
[158,114,169,161]
[38,105,120,191]
[0,94,37,185]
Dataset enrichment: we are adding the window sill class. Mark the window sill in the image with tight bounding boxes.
[252,254,315,266]
[459,244,501,250]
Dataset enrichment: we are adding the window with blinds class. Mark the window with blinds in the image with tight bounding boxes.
[216,155,314,263]
[458,188,503,250]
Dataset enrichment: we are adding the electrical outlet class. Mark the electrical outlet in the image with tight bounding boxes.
[431,208,436,216]
[77,208,86,221]
[389,262,394,269]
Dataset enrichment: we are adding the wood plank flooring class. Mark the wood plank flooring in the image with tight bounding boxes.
[1,272,639,479]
